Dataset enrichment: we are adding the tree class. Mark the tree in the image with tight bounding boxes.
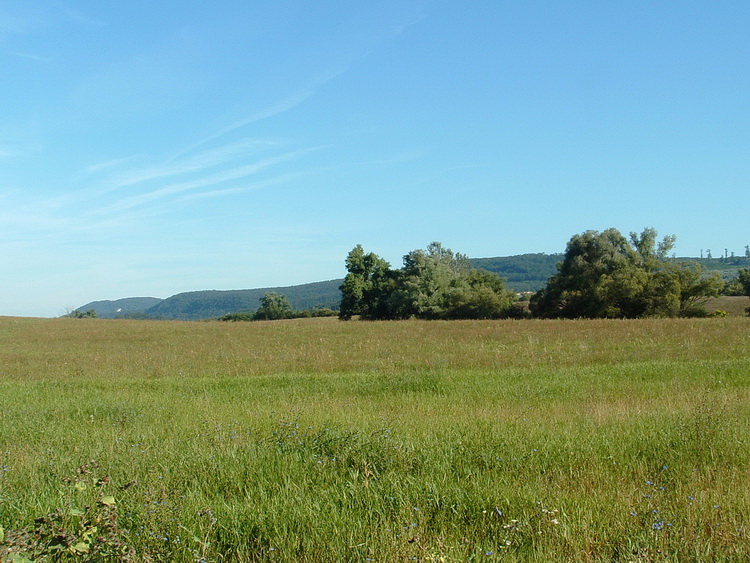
[338,245,394,320]
[339,242,517,320]
[394,242,471,319]
[445,269,519,319]
[738,269,750,296]
[529,227,718,319]
[69,309,97,318]
[670,263,723,317]
[738,269,750,317]
[530,228,653,318]
[253,292,293,320]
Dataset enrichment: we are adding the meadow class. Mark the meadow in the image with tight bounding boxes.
[0,316,749,561]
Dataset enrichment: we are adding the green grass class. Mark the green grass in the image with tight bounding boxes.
[1,317,749,561]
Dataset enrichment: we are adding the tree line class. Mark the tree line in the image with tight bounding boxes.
[339,242,525,320]
[217,227,749,323]
[340,228,750,320]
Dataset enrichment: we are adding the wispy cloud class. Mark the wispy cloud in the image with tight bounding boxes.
[0,12,29,34]
[92,146,323,216]
[103,138,281,191]
[181,68,346,156]
[176,170,315,204]
[0,147,21,158]
[391,9,428,36]
[0,139,323,249]
[83,156,138,175]
[63,9,106,27]
[7,50,52,62]
[176,186,246,202]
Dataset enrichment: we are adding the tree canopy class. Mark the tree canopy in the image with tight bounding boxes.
[529,228,723,319]
[339,242,519,320]
[738,269,750,296]
[252,292,293,320]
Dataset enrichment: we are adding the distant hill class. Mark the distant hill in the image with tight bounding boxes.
[470,253,563,293]
[73,253,748,321]
[74,297,163,318]
[144,280,342,321]
[678,256,750,282]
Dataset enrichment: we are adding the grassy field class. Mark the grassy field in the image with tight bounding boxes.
[703,296,749,317]
[0,316,749,561]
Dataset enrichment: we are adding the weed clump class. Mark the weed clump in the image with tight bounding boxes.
[0,462,136,562]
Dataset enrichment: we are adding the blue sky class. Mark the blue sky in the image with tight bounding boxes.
[1,1,748,317]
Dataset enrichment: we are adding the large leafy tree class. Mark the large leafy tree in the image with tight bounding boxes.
[530,227,720,319]
[530,228,649,318]
[669,263,724,317]
[253,292,293,320]
[738,269,750,317]
[340,242,517,320]
[444,268,519,319]
[394,242,471,319]
[338,245,395,320]
[738,269,750,296]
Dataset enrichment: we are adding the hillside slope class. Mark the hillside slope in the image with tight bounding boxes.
[470,253,562,292]
[143,280,342,320]
[74,297,163,318]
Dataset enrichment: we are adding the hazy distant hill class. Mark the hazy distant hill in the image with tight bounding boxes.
[142,280,342,321]
[74,253,747,321]
[681,256,750,281]
[75,297,163,318]
[470,253,563,292]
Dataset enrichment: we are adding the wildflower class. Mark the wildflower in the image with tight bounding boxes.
[630,511,637,517]
[503,519,519,530]
[653,520,665,531]
[550,518,560,525]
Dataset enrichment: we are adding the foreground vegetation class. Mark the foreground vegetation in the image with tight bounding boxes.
[1,316,749,561]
